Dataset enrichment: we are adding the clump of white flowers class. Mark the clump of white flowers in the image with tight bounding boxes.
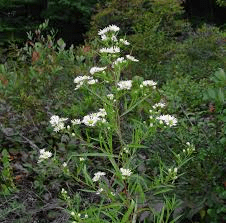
[119,38,130,45]
[98,24,120,36]
[156,115,177,127]
[168,168,178,180]
[50,115,68,132]
[117,80,133,90]
[38,149,52,163]
[112,57,126,68]
[100,46,120,54]
[71,119,81,125]
[126,55,139,62]
[183,142,195,154]
[74,75,98,90]
[82,108,107,127]
[140,80,157,88]
[153,102,166,109]
[120,168,132,178]
[107,93,114,100]
[90,66,107,75]
[92,171,106,182]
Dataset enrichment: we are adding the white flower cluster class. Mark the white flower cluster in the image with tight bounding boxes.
[153,102,165,109]
[156,115,177,127]
[120,38,130,45]
[50,115,68,132]
[92,171,106,182]
[99,46,120,54]
[117,80,133,90]
[112,57,126,68]
[120,168,132,177]
[74,75,98,90]
[168,167,178,180]
[107,93,114,100]
[71,119,81,125]
[82,108,107,127]
[98,24,120,36]
[126,55,139,62]
[183,142,195,154]
[90,66,106,75]
[38,149,52,163]
[140,80,157,88]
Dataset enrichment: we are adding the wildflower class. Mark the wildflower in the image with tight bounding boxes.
[79,157,85,162]
[126,55,139,62]
[63,162,67,167]
[107,94,114,100]
[111,35,118,42]
[50,115,68,132]
[117,80,132,90]
[98,24,120,36]
[74,75,92,84]
[82,114,100,127]
[85,214,88,218]
[71,133,75,136]
[119,38,130,45]
[142,80,157,87]
[156,115,177,127]
[71,119,81,125]
[174,168,178,173]
[112,57,125,68]
[97,108,107,117]
[120,168,132,177]
[87,79,98,85]
[90,66,106,75]
[96,188,104,194]
[101,34,107,40]
[153,102,165,109]
[100,46,120,53]
[38,149,52,163]
[92,171,106,182]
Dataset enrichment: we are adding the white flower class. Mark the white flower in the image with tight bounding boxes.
[153,102,165,109]
[92,172,106,182]
[126,55,139,62]
[79,157,85,162]
[156,115,177,127]
[111,35,118,42]
[107,94,114,100]
[71,119,81,125]
[174,168,178,173]
[112,57,125,68]
[82,114,100,127]
[90,66,106,75]
[117,80,132,90]
[74,75,92,84]
[98,24,120,36]
[97,108,107,117]
[84,214,88,218]
[119,38,130,45]
[101,34,107,40]
[38,149,52,163]
[96,188,104,195]
[100,46,120,53]
[50,115,68,132]
[87,79,98,85]
[120,168,132,177]
[63,162,67,167]
[142,80,157,87]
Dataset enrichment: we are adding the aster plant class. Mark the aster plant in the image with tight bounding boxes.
[38,25,195,222]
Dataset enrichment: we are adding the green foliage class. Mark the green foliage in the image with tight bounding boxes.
[0,149,16,195]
